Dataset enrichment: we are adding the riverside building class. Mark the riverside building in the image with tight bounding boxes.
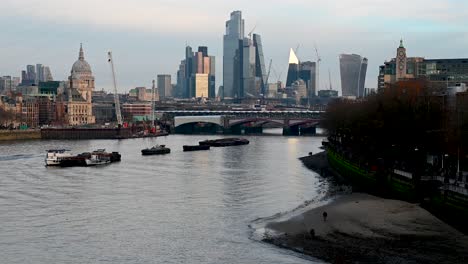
[379,40,468,91]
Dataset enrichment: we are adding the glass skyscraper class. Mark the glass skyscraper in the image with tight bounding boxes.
[339,54,368,97]
[223,11,244,98]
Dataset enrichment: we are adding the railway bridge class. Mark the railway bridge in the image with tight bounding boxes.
[159,110,324,135]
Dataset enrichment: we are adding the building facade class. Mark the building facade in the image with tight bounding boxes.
[157,74,172,99]
[286,49,317,101]
[66,44,96,125]
[380,40,468,91]
[339,54,368,97]
[223,11,244,98]
[176,46,215,98]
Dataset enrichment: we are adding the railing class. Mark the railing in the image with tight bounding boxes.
[393,169,413,179]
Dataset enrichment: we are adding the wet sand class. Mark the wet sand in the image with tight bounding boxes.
[264,193,468,263]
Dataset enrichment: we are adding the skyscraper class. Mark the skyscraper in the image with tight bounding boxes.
[286,49,300,87]
[223,11,244,98]
[26,65,36,85]
[286,49,317,99]
[177,45,215,99]
[253,34,267,96]
[157,74,172,99]
[339,54,368,97]
[36,64,44,82]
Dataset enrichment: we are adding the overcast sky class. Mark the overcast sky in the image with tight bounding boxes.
[2,0,468,94]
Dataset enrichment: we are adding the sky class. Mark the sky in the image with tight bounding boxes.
[2,0,468,94]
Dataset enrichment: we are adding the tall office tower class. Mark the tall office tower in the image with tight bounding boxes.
[208,56,216,98]
[176,60,186,98]
[27,65,36,84]
[242,38,258,97]
[21,70,27,83]
[339,54,368,97]
[157,74,172,99]
[184,46,194,98]
[194,74,209,98]
[198,46,208,57]
[286,48,300,87]
[36,64,44,82]
[177,46,216,98]
[43,66,53,81]
[194,52,204,73]
[223,11,244,98]
[299,61,317,98]
[252,34,267,97]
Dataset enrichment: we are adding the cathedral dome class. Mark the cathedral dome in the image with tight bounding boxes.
[71,44,92,75]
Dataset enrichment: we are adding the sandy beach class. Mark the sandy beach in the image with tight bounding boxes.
[264,193,468,263]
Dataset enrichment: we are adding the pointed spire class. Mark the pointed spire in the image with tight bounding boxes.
[289,48,299,64]
[79,43,84,61]
[399,39,404,48]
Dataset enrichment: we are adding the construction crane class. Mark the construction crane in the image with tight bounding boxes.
[151,79,156,127]
[263,59,273,96]
[314,43,322,92]
[247,24,257,39]
[295,44,300,59]
[107,51,123,127]
[328,69,333,90]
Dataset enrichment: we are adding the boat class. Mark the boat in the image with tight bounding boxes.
[183,145,210,152]
[58,149,121,167]
[45,149,73,166]
[141,145,171,155]
[85,153,111,166]
[199,138,249,147]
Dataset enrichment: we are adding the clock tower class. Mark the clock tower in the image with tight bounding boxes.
[396,39,407,80]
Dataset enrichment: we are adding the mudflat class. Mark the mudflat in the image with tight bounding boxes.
[264,193,468,263]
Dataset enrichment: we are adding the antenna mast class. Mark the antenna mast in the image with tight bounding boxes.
[107,51,123,126]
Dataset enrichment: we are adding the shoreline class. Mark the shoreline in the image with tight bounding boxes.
[262,193,468,264]
[259,152,468,263]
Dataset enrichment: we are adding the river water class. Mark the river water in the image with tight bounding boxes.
[0,133,326,264]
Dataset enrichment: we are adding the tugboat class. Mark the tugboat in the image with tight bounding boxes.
[141,145,171,155]
[45,149,73,166]
[199,138,249,147]
[183,145,210,152]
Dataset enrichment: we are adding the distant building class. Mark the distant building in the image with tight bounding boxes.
[318,89,339,98]
[21,64,53,85]
[176,46,215,98]
[157,74,172,99]
[0,76,20,93]
[339,54,368,97]
[122,103,152,121]
[194,74,209,98]
[223,10,244,98]
[286,49,317,101]
[66,44,96,125]
[379,40,468,91]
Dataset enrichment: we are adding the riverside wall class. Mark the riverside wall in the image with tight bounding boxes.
[0,130,41,141]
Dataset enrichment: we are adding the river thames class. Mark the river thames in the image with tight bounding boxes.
[0,133,326,264]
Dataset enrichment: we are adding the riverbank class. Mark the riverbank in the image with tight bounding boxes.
[0,130,41,141]
[264,193,468,263]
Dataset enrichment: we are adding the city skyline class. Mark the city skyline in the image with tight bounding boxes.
[2,0,468,94]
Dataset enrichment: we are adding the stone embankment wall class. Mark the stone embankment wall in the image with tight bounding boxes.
[0,130,41,141]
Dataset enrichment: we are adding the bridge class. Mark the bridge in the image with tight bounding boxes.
[165,111,323,135]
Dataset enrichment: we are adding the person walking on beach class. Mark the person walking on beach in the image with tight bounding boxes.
[323,211,328,222]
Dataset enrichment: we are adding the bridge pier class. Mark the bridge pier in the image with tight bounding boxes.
[300,126,317,135]
[283,126,300,136]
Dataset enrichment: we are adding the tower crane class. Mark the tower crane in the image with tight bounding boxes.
[107,51,123,127]
[247,24,257,39]
[263,59,273,97]
[328,69,333,90]
[151,79,156,127]
[314,43,322,92]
